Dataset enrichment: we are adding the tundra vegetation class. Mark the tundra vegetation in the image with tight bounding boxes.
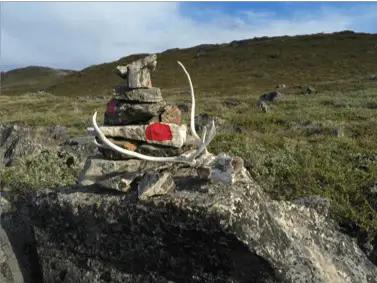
[1,31,377,243]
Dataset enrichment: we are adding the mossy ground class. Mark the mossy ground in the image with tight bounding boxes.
[1,84,376,240]
[1,30,377,241]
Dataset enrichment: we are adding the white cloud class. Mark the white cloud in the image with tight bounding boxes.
[1,2,376,71]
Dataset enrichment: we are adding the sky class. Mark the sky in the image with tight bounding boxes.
[1,1,377,72]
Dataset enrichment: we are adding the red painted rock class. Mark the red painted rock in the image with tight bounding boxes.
[106,99,117,115]
[160,105,182,124]
[146,123,172,141]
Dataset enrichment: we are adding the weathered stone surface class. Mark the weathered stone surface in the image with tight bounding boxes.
[160,105,181,124]
[78,156,172,191]
[104,99,166,126]
[115,54,157,88]
[60,136,99,168]
[46,125,70,141]
[113,86,163,102]
[23,165,377,283]
[0,226,24,283]
[197,153,244,185]
[138,171,175,200]
[1,194,43,283]
[291,195,331,217]
[90,123,187,148]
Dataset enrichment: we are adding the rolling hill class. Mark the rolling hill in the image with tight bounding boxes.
[2,30,377,97]
[1,66,75,96]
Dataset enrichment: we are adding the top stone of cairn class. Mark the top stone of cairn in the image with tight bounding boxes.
[115,54,157,89]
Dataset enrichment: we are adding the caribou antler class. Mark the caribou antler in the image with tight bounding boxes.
[176,61,200,142]
[91,61,216,166]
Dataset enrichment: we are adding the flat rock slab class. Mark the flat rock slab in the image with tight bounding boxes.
[78,156,172,191]
[104,99,166,126]
[98,138,197,161]
[89,123,187,148]
[113,86,163,102]
[28,166,377,283]
[115,54,157,88]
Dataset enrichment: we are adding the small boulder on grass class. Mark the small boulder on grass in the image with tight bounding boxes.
[296,84,316,95]
[256,101,269,113]
[275,84,286,89]
[222,99,240,108]
[331,127,345,138]
[259,91,283,102]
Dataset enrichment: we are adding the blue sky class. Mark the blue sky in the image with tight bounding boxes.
[1,1,376,72]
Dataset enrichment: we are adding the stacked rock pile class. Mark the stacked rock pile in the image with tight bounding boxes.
[79,54,196,196]
[98,54,193,160]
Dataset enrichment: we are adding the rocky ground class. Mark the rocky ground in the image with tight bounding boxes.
[0,121,377,283]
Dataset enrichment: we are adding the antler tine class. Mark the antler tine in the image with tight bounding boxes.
[176,61,201,142]
[187,119,216,162]
[201,126,207,143]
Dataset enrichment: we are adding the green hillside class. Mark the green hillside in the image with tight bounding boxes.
[1,66,75,96]
[1,30,377,244]
[2,31,377,97]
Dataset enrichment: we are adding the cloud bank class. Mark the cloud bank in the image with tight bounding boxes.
[1,2,376,71]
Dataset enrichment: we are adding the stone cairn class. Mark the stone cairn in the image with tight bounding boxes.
[98,54,190,160]
[79,54,198,199]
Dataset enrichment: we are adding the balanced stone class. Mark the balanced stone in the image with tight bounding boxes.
[115,54,157,88]
[103,99,166,126]
[113,86,163,102]
[89,123,187,148]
